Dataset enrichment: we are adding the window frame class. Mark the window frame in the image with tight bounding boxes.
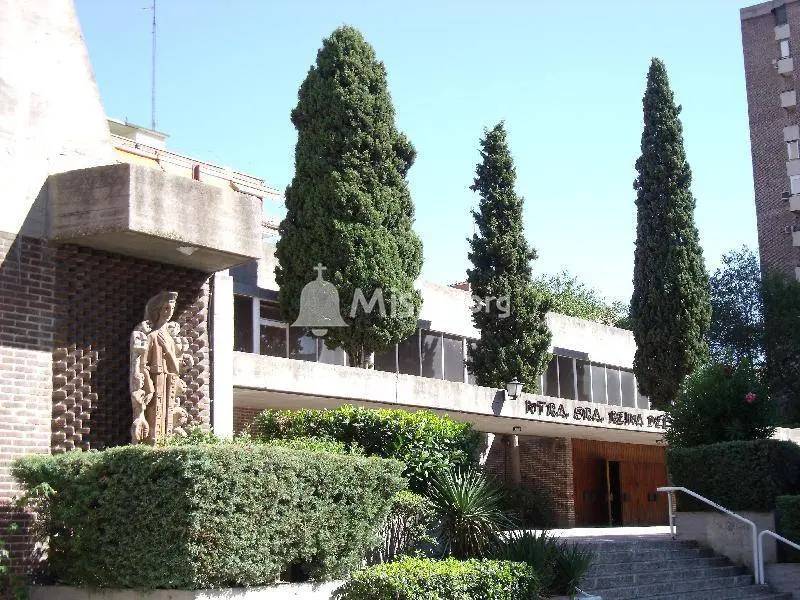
[789,139,800,160]
[782,38,792,59]
[791,174,800,195]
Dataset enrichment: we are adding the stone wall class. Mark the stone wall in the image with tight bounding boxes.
[51,245,212,452]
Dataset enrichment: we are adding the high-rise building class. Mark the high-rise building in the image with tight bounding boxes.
[741,0,800,278]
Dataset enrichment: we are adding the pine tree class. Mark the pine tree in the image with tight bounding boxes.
[275,26,423,367]
[631,58,711,410]
[467,123,552,390]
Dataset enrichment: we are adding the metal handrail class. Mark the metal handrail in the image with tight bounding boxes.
[757,529,800,585]
[657,486,759,583]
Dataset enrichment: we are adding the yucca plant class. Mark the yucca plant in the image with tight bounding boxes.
[427,467,517,559]
[552,542,594,596]
[491,530,558,592]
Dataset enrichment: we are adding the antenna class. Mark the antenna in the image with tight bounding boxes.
[150,0,157,131]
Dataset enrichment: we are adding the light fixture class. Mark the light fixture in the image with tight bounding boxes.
[505,378,523,400]
[512,426,522,433]
[176,245,198,256]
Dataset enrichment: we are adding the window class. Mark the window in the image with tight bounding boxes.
[421,330,443,379]
[467,341,477,385]
[606,368,622,406]
[289,328,316,361]
[775,5,788,26]
[591,364,607,404]
[620,370,636,408]
[443,334,465,382]
[543,358,559,397]
[398,333,420,376]
[782,39,792,59]
[789,140,800,160]
[260,324,287,357]
[557,356,576,400]
[637,392,650,410]
[374,345,397,373]
[318,340,346,365]
[233,295,253,352]
[576,360,592,403]
[791,174,800,195]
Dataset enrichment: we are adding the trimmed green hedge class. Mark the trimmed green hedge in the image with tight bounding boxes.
[667,440,800,512]
[334,557,540,600]
[777,495,800,562]
[250,405,480,493]
[12,444,405,589]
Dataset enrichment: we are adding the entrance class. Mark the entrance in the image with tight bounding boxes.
[572,439,668,526]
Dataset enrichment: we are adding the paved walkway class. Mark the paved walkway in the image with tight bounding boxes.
[515,525,672,539]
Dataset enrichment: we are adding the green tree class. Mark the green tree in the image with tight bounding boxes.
[466,123,552,390]
[531,270,629,328]
[762,270,800,424]
[630,58,711,410]
[275,26,423,368]
[707,246,764,365]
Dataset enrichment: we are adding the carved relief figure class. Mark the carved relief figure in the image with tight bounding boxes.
[130,291,193,444]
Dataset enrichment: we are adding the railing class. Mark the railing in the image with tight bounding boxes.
[757,529,800,585]
[657,486,759,583]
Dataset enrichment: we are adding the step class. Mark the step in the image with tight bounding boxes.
[645,588,791,600]
[582,564,743,589]
[590,546,714,564]
[585,554,730,576]
[592,574,755,600]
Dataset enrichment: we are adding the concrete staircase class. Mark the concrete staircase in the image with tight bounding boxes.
[576,536,791,599]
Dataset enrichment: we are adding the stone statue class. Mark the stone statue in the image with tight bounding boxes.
[130,291,193,444]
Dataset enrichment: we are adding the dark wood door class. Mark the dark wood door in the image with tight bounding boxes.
[621,461,669,525]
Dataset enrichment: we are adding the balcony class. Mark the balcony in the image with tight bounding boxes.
[47,162,262,272]
[781,90,797,111]
[779,57,795,76]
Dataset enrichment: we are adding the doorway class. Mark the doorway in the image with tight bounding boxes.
[606,460,622,526]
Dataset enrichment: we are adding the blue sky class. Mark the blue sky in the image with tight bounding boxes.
[74,0,759,304]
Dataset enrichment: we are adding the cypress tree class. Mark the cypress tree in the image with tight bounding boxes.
[631,58,711,410]
[467,123,552,390]
[275,26,423,367]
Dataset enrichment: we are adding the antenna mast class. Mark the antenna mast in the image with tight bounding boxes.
[150,0,157,131]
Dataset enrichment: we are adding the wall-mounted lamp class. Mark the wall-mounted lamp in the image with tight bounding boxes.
[512,426,522,433]
[505,378,523,400]
[176,245,198,256]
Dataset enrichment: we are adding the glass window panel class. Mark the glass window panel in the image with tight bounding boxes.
[782,39,791,58]
[374,346,397,373]
[591,365,607,404]
[398,332,420,376]
[233,295,253,352]
[791,175,800,195]
[576,360,592,403]
[443,335,465,383]
[606,368,622,406]
[637,391,650,410]
[260,301,283,322]
[543,358,559,397]
[260,324,286,358]
[289,328,317,361]
[421,330,443,379]
[620,370,636,408]
[789,140,800,160]
[467,341,477,385]
[318,340,345,365]
[557,356,575,400]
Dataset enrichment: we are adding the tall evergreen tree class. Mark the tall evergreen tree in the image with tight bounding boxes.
[631,58,711,410]
[467,123,552,390]
[276,26,423,367]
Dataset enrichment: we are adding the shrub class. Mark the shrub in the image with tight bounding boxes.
[367,491,434,564]
[665,361,776,448]
[495,482,556,528]
[334,557,540,600]
[427,468,516,559]
[667,440,800,511]
[552,542,594,596]
[777,495,800,562]
[12,444,405,589]
[250,405,480,492]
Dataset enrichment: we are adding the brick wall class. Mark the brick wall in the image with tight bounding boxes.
[483,433,576,527]
[0,232,56,576]
[233,406,262,434]
[742,6,800,276]
[52,245,212,451]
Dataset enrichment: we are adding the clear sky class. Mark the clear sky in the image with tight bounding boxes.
[74,0,759,305]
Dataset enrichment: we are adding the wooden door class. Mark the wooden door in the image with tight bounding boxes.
[620,461,669,525]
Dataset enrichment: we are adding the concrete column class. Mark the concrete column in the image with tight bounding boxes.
[211,271,234,438]
[509,434,521,484]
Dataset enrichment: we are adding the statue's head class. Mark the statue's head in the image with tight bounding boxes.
[144,291,178,327]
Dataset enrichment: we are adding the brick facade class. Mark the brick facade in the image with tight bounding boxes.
[483,433,576,527]
[233,405,262,435]
[742,3,800,276]
[52,245,212,451]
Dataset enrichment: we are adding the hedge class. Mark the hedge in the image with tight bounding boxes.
[777,495,800,562]
[667,440,800,512]
[333,557,540,600]
[250,405,480,492]
[12,444,405,589]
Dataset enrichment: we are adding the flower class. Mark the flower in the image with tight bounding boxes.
[745,392,757,404]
